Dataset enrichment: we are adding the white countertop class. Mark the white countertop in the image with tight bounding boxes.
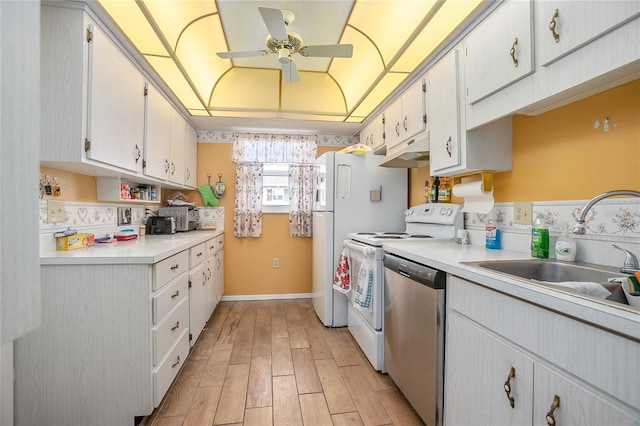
[40,230,223,265]
[383,241,640,341]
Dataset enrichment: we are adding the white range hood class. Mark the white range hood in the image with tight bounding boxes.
[378,132,429,168]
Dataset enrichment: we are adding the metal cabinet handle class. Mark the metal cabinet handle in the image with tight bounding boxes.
[171,290,180,299]
[207,267,212,279]
[171,321,180,331]
[164,159,170,172]
[171,355,181,368]
[186,169,190,180]
[395,122,400,137]
[403,116,408,132]
[549,9,560,43]
[135,144,141,162]
[202,271,207,285]
[510,37,519,67]
[446,137,452,157]
[171,162,176,175]
[545,395,560,426]
[197,252,203,257]
[503,367,516,408]
[170,264,180,271]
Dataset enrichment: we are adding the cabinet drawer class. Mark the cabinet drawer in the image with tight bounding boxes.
[154,250,188,291]
[153,274,189,324]
[190,242,206,268]
[205,237,217,258]
[153,328,189,407]
[153,297,189,365]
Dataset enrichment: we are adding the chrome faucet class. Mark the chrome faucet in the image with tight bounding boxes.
[572,190,640,235]
[612,245,640,274]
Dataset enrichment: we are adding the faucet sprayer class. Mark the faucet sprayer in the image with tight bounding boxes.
[572,190,640,235]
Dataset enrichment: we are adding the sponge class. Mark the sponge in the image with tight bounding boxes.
[197,184,219,206]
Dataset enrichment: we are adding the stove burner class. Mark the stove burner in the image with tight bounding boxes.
[409,235,433,239]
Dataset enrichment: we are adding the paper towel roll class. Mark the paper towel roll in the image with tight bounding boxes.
[452,181,494,213]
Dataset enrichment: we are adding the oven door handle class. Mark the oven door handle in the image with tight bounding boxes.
[343,240,375,257]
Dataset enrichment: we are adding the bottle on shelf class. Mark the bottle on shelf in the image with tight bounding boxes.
[531,214,550,258]
[430,176,440,203]
[438,176,451,202]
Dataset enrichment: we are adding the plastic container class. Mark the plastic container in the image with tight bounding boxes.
[531,214,549,258]
[485,215,501,249]
[555,228,577,261]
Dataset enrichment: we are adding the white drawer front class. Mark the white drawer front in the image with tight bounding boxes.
[190,242,206,268]
[205,237,217,258]
[154,250,189,291]
[153,328,189,407]
[216,235,224,251]
[153,274,189,324]
[153,297,189,365]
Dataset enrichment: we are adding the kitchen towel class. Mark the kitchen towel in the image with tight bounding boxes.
[452,181,494,214]
[354,255,373,311]
[333,248,351,294]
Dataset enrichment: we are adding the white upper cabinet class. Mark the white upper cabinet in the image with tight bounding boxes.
[144,83,172,181]
[184,124,198,189]
[428,49,512,177]
[359,114,385,153]
[535,1,640,67]
[86,22,145,174]
[464,0,534,105]
[383,79,426,151]
[169,108,187,185]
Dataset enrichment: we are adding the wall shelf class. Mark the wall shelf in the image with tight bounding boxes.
[97,177,160,203]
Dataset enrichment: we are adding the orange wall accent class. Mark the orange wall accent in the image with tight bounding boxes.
[39,166,97,202]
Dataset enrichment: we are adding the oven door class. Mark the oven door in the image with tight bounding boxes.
[343,240,384,330]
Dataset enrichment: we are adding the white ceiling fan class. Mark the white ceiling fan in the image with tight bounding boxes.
[216,7,353,83]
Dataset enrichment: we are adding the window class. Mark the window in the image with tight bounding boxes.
[262,163,290,213]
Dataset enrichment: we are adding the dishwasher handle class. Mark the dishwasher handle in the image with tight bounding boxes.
[384,253,446,289]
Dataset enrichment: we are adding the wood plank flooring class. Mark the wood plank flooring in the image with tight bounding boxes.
[143,299,424,426]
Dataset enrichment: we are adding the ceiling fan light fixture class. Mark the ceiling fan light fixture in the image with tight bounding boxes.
[278,48,291,64]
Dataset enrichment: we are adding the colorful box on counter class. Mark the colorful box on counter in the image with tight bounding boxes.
[56,233,95,250]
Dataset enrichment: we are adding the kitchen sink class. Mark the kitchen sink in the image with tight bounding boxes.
[463,259,632,306]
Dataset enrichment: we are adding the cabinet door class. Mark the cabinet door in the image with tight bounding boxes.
[465,0,534,105]
[370,114,385,151]
[184,124,198,188]
[383,97,403,151]
[401,79,426,140]
[144,84,171,180]
[445,312,534,426]
[427,49,461,173]
[536,1,640,67]
[188,262,207,346]
[534,364,639,425]
[205,257,216,318]
[87,22,145,173]
[169,108,186,185]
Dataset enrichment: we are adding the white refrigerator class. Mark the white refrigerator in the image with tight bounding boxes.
[312,152,408,327]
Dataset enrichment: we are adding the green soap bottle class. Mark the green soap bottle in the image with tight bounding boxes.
[531,214,549,258]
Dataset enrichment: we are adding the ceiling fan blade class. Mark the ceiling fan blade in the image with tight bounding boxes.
[301,44,353,58]
[216,50,269,59]
[282,59,300,83]
[258,7,288,41]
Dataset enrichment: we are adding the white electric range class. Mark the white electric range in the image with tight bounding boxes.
[343,203,463,371]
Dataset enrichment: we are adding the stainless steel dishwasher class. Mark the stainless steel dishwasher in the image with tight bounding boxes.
[383,253,446,426]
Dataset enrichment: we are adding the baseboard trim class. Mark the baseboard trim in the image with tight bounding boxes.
[220,293,313,302]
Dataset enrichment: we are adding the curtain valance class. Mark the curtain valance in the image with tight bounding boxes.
[232,133,318,164]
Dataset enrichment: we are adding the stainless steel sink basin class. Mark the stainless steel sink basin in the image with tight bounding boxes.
[463,259,631,306]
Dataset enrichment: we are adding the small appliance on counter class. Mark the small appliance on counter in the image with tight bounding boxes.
[158,206,198,232]
[145,216,176,235]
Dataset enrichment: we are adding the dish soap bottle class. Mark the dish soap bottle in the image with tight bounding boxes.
[555,227,577,261]
[531,214,549,258]
[485,214,501,250]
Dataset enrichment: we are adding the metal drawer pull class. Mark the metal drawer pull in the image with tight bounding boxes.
[510,37,519,67]
[164,159,170,172]
[197,252,203,257]
[170,264,180,271]
[403,116,408,132]
[171,356,181,368]
[171,290,180,299]
[545,394,560,426]
[549,9,560,43]
[503,366,516,408]
[171,321,180,331]
[135,144,141,162]
[171,162,176,175]
[446,137,452,157]
[395,122,400,136]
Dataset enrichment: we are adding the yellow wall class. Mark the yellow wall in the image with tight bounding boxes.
[41,79,639,296]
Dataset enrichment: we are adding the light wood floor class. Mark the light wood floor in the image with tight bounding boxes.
[143,298,424,426]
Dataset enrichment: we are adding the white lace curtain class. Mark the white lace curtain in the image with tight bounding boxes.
[232,133,318,238]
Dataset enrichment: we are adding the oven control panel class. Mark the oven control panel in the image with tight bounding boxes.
[404,203,463,224]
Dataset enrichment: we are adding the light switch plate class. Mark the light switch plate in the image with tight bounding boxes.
[47,199,66,223]
[514,202,533,225]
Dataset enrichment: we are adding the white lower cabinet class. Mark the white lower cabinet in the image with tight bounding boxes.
[445,276,640,426]
[188,243,208,347]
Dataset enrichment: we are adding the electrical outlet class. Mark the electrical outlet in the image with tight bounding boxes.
[514,202,533,225]
[47,199,66,223]
[273,258,280,269]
